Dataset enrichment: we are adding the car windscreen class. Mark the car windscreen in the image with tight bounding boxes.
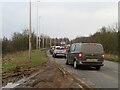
[56,47,65,50]
[55,47,60,49]
[81,44,104,54]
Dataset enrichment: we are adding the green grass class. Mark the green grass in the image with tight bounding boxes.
[3,63,17,73]
[105,53,119,62]
[2,50,48,73]
[28,50,48,67]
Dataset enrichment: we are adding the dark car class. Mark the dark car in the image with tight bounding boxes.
[66,43,104,70]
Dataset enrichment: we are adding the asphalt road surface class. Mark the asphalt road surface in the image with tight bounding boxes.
[48,52,118,88]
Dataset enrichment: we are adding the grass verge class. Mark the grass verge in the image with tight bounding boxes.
[2,50,48,73]
[105,53,119,62]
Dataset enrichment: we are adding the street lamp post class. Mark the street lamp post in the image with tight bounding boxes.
[43,35,44,48]
[36,1,39,50]
[29,0,32,61]
[45,36,47,48]
[38,16,41,50]
[50,38,51,47]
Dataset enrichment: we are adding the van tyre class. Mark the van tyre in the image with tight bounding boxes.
[53,54,56,58]
[73,61,78,69]
[96,66,101,70]
[66,59,69,65]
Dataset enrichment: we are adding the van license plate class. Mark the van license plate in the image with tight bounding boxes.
[87,59,97,61]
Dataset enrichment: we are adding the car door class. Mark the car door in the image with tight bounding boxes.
[67,44,76,64]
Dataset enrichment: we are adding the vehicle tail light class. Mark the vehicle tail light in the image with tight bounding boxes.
[102,54,104,60]
[78,52,83,58]
[53,48,55,51]
[64,49,66,52]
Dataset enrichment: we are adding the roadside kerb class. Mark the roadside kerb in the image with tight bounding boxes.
[47,54,95,90]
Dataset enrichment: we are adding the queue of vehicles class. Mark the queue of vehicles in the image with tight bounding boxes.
[50,43,104,70]
[50,45,67,58]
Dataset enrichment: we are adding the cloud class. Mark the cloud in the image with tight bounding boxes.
[1,0,119,2]
[39,2,117,20]
[2,2,118,39]
[37,2,117,39]
[0,3,3,38]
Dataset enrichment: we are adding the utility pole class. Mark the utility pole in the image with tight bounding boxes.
[36,1,39,50]
[38,16,41,50]
[38,36,41,49]
[46,36,47,48]
[54,38,55,46]
[43,35,44,48]
[29,0,32,61]
[65,38,67,45]
[42,22,45,48]
[53,39,55,46]
[50,38,51,47]
[58,39,59,46]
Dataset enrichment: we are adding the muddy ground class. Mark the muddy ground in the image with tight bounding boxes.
[17,59,82,88]
[2,63,40,86]
[2,58,84,88]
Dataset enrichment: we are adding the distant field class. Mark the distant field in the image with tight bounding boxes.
[2,50,48,73]
[105,53,118,62]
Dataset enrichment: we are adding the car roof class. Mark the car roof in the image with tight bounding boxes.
[55,46,61,48]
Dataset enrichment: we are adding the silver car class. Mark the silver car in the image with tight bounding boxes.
[53,46,66,58]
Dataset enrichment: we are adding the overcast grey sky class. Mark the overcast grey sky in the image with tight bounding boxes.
[1,0,118,40]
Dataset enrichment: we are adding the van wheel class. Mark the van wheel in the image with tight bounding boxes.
[66,59,69,65]
[96,66,101,70]
[73,61,78,69]
[53,54,56,58]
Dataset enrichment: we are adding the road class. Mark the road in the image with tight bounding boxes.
[48,52,118,88]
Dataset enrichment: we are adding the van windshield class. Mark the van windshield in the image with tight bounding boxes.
[81,44,104,54]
